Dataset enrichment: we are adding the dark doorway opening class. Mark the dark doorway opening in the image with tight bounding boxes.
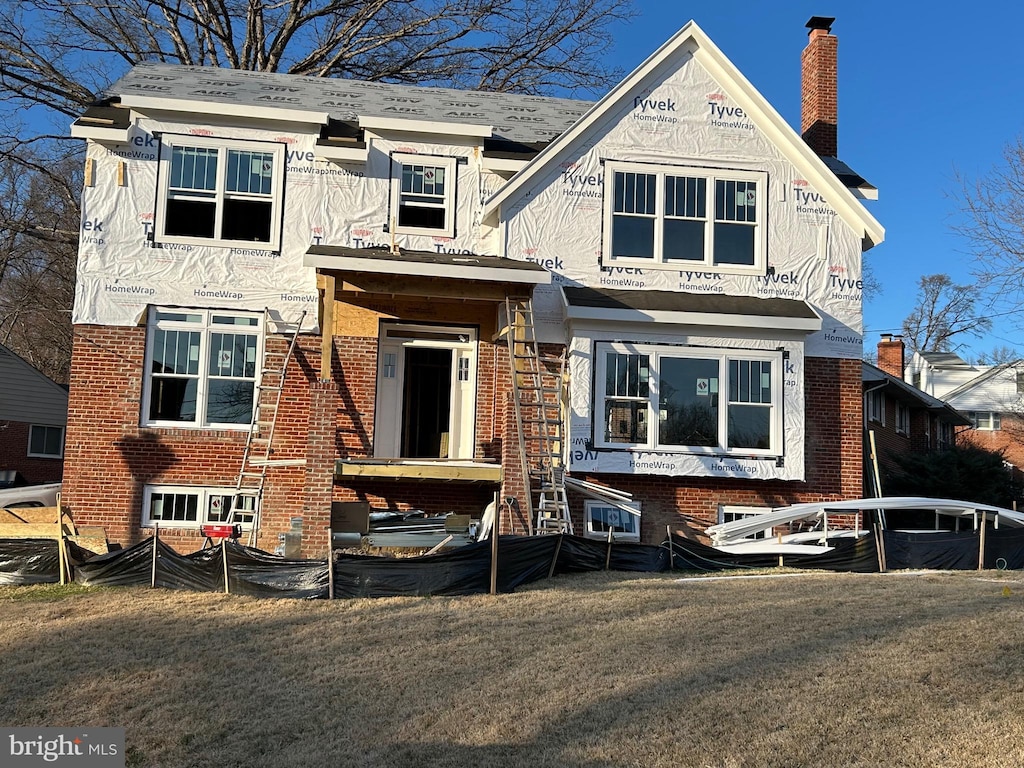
[401,347,452,458]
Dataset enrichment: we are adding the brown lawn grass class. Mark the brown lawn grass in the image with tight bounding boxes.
[2,570,1024,767]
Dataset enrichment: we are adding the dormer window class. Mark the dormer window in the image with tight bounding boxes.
[390,153,457,238]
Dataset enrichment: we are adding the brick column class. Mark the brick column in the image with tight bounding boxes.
[302,380,337,557]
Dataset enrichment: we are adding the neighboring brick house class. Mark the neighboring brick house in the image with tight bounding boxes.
[865,335,970,494]
[0,343,68,485]
[63,17,883,555]
[905,345,1024,471]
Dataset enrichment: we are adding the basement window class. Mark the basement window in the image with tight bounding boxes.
[155,136,285,250]
[584,500,641,542]
[390,153,457,237]
[142,485,255,528]
[142,309,261,429]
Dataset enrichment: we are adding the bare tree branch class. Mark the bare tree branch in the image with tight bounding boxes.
[902,274,993,353]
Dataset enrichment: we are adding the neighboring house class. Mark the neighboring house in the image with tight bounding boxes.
[905,344,1024,470]
[865,336,971,494]
[0,343,68,485]
[62,17,883,555]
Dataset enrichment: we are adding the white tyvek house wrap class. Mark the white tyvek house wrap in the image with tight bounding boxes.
[74,120,323,330]
[568,326,806,481]
[501,56,865,359]
[73,121,494,329]
[496,54,864,481]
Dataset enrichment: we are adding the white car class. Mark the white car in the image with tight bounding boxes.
[0,483,61,509]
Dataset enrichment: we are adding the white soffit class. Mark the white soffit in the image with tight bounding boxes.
[483,21,884,249]
[120,94,329,125]
[314,144,369,163]
[564,305,822,332]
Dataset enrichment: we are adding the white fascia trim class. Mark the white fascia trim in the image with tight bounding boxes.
[565,305,822,332]
[359,115,493,138]
[850,187,880,201]
[120,94,328,125]
[303,252,550,285]
[482,156,529,173]
[70,124,130,143]
[314,144,368,163]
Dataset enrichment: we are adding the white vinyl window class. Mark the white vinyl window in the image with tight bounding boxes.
[605,162,766,274]
[28,425,64,458]
[584,500,641,542]
[142,309,261,429]
[596,343,783,456]
[155,136,285,249]
[390,153,457,237]
[718,505,774,540]
[142,485,255,529]
[968,411,1001,431]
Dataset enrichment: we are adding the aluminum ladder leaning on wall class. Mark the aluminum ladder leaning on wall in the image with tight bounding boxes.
[228,309,307,547]
[502,297,572,535]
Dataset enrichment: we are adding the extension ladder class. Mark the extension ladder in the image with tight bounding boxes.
[228,309,307,546]
[503,297,572,535]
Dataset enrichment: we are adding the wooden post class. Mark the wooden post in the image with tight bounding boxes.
[874,510,887,573]
[56,507,67,586]
[326,527,335,600]
[150,524,159,588]
[777,530,784,568]
[319,272,336,381]
[665,525,675,570]
[490,491,499,595]
[547,533,563,579]
[222,538,230,594]
[605,527,613,570]
[978,511,987,571]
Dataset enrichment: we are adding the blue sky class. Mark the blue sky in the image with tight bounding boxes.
[605,2,1024,360]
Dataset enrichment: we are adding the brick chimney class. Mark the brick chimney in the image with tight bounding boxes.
[801,16,838,157]
[877,334,906,379]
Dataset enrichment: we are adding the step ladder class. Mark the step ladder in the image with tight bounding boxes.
[229,309,307,546]
[503,297,572,535]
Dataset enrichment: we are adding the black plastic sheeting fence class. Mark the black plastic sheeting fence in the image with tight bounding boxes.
[2,528,1024,596]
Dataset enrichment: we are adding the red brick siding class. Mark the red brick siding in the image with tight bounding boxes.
[0,421,64,483]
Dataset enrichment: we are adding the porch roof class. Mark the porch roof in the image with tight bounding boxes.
[562,286,822,332]
[305,245,550,285]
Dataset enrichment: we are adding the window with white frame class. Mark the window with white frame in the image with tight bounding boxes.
[584,500,641,541]
[142,485,255,528]
[28,425,64,458]
[895,402,910,436]
[605,162,766,273]
[155,136,285,249]
[390,153,457,237]
[968,411,1001,431]
[718,505,774,540]
[596,343,783,455]
[143,309,261,428]
[866,390,884,424]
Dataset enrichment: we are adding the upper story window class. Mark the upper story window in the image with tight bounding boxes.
[390,153,457,238]
[596,342,783,456]
[28,425,64,459]
[155,136,285,250]
[895,402,910,436]
[142,308,261,429]
[968,411,1001,431]
[604,162,766,274]
[866,390,885,424]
